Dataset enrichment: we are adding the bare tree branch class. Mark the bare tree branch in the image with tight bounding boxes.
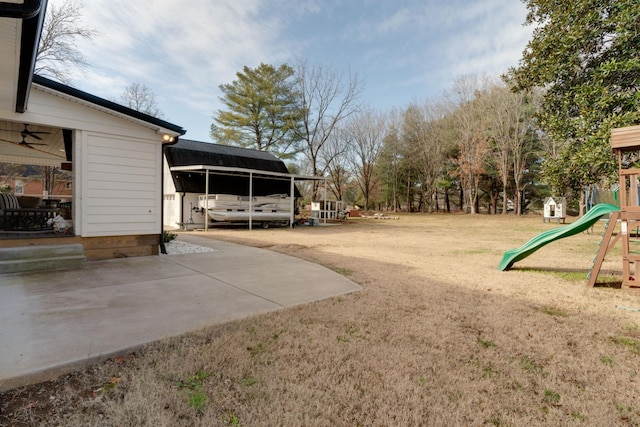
[121,82,164,118]
[35,0,99,83]
[293,59,363,199]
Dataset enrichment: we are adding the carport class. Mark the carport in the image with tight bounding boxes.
[169,164,326,230]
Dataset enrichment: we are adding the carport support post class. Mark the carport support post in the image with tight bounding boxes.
[249,172,253,230]
[290,176,295,229]
[205,169,209,232]
[324,178,327,224]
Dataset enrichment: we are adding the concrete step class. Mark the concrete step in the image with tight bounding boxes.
[0,244,86,274]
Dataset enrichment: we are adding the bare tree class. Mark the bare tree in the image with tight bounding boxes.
[345,110,387,210]
[321,129,351,201]
[36,0,98,83]
[402,102,451,212]
[448,75,493,214]
[485,84,513,214]
[293,60,362,199]
[121,82,164,118]
[379,108,403,212]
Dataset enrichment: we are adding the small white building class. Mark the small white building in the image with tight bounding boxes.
[543,197,567,223]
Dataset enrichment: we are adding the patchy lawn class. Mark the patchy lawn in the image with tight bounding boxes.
[2,213,640,426]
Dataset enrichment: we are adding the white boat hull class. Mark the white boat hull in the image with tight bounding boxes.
[207,210,291,223]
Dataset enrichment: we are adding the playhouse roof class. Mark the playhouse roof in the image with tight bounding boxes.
[544,197,566,205]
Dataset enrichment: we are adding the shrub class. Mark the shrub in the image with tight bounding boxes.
[163,230,177,243]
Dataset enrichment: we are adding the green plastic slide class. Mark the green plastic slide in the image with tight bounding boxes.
[498,203,620,271]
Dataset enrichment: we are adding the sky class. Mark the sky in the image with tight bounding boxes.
[53,0,534,142]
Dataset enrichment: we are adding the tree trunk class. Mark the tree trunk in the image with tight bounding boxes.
[502,182,508,214]
[579,189,586,217]
[445,189,451,213]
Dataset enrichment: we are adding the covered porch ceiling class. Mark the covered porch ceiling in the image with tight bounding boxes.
[0,119,66,166]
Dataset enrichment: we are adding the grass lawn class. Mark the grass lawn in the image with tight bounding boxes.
[2,213,640,426]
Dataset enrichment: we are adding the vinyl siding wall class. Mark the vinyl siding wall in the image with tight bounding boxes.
[82,132,161,236]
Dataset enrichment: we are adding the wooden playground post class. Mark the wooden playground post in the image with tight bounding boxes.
[600,125,640,288]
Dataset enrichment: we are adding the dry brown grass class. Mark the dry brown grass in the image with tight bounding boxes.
[3,213,640,426]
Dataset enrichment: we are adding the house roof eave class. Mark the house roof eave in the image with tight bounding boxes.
[32,74,186,137]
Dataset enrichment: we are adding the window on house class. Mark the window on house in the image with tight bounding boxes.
[14,180,23,194]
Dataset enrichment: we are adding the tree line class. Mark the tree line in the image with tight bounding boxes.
[212,67,546,213]
[211,0,639,214]
[33,0,640,214]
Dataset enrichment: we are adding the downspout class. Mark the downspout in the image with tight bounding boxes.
[159,137,179,255]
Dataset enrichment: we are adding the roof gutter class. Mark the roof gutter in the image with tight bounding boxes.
[0,0,43,18]
[0,0,47,113]
[33,75,186,136]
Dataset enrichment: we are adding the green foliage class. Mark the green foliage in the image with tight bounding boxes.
[609,336,640,354]
[520,355,545,375]
[162,230,177,243]
[601,355,613,365]
[531,304,568,317]
[211,63,303,159]
[176,371,212,391]
[509,0,640,195]
[543,389,560,404]
[478,338,497,348]
[177,371,212,414]
[188,389,208,414]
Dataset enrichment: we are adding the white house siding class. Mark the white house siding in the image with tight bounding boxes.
[82,133,161,236]
[6,87,170,238]
[163,160,180,229]
[0,18,19,112]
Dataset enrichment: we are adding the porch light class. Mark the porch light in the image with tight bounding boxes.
[161,134,175,143]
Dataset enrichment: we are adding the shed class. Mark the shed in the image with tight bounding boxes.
[543,197,566,223]
[164,139,314,230]
[0,3,185,261]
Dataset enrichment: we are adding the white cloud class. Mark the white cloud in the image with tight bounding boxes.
[43,0,535,140]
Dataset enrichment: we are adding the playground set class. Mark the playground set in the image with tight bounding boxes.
[499,124,640,289]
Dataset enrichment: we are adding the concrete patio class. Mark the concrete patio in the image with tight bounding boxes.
[0,235,361,391]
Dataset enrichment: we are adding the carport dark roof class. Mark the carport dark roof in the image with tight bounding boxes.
[165,139,289,173]
[165,139,302,197]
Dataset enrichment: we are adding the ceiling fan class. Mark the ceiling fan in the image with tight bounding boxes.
[18,134,48,148]
[0,135,64,158]
[0,123,51,141]
[19,123,51,141]
[0,135,46,149]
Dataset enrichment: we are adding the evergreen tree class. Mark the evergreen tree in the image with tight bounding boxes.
[211,63,302,159]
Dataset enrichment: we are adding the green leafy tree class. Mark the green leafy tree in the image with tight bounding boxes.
[508,0,640,211]
[211,63,302,159]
